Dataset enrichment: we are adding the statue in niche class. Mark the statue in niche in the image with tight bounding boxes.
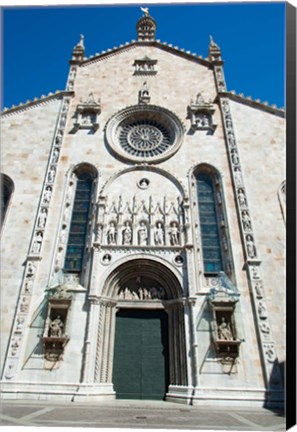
[226,118,232,129]
[154,222,164,245]
[195,92,205,105]
[52,148,59,164]
[24,278,33,293]
[66,182,74,201]
[202,114,210,127]
[26,261,36,277]
[251,266,260,279]
[246,235,257,258]
[49,315,64,337]
[260,322,270,336]
[231,149,239,165]
[222,101,230,114]
[169,222,179,245]
[255,281,263,298]
[234,167,243,186]
[242,211,252,231]
[16,317,24,331]
[63,204,71,222]
[20,297,28,313]
[237,188,247,208]
[32,232,43,254]
[265,345,276,362]
[217,317,234,340]
[122,222,132,245]
[258,302,268,319]
[138,222,148,245]
[43,187,52,205]
[227,131,236,147]
[107,222,117,244]
[55,130,63,145]
[38,208,47,228]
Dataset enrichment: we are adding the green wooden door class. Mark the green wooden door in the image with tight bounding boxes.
[113,309,169,400]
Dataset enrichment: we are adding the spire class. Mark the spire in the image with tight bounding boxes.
[70,34,85,64]
[136,7,156,41]
[208,35,223,64]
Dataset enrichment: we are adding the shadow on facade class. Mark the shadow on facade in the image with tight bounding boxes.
[263,359,285,416]
[22,298,48,369]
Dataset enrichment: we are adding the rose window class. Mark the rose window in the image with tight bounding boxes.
[119,120,173,157]
[105,105,184,163]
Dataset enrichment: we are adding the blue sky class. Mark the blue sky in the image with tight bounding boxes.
[1,2,286,110]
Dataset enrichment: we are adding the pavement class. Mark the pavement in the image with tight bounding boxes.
[0,399,286,431]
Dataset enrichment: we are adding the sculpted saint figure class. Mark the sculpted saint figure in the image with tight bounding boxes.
[154,222,164,245]
[122,222,132,245]
[49,316,64,337]
[218,317,233,340]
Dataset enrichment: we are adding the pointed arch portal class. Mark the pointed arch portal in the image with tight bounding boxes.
[93,258,188,400]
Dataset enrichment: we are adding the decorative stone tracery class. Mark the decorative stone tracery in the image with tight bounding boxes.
[3,94,72,380]
[105,105,184,164]
[210,42,283,392]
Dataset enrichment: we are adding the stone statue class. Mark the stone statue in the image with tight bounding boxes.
[24,278,33,293]
[122,222,132,245]
[26,261,36,277]
[169,222,179,245]
[246,235,256,258]
[32,232,43,254]
[43,187,52,204]
[49,316,64,337]
[107,222,117,244]
[251,266,260,279]
[154,222,164,245]
[38,208,47,228]
[237,189,247,208]
[242,211,252,231]
[48,167,56,183]
[258,302,268,319]
[52,148,59,164]
[138,222,148,245]
[234,168,243,186]
[255,282,263,298]
[217,317,233,340]
[231,149,239,165]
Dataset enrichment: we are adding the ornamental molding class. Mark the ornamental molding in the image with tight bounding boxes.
[99,165,187,198]
[105,104,185,164]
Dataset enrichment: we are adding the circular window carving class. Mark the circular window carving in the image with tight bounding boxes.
[105,105,184,163]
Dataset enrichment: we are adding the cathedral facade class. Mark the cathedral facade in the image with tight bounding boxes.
[1,11,285,407]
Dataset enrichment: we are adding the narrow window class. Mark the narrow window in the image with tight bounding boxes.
[196,172,223,273]
[1,174,14,229]
[64,172,93,272]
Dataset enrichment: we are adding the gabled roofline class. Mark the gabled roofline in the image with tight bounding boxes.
[225,91,285,118]
[80,39,211,68]
[1,91,74,117]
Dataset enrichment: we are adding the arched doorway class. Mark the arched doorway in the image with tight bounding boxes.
[93,258,187,400]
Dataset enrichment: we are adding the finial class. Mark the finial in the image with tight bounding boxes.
[78,34,84,48]
[209,35,219,49]
[140,7,149,17]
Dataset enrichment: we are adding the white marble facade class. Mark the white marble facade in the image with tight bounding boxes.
[0,12,285,407]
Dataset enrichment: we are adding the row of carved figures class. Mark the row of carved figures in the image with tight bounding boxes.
[96,220,181,246]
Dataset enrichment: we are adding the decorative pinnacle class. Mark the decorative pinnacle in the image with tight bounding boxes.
[78,34,85,49]
[209,35,220,50]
